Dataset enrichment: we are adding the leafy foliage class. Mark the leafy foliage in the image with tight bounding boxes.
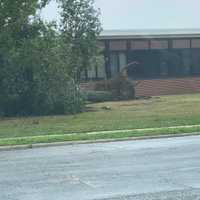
[58,0,102,81]
[94,75,136,100]
[0,0,101,117]
[85,91,113,103]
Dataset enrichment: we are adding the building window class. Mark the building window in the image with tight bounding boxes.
[191,39,200,48]
[87,66,97,79]
[181,49,191,75]
[119,53,127,71]
[110,52,127,77]
[110,53,119,77]
[167,50,191,76]
[159,50,170,76]
[160,61,168,76]
[109,40,127,51]
[150,40,168,49]
[131,40,149,50]
[97,57,106,78]
[191,49,200,74]
[172,39,190,49]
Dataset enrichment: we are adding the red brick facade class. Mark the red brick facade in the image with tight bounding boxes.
[135,77,200,96]
[81,77,200,97]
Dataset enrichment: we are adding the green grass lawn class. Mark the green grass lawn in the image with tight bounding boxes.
[1,93,200,145]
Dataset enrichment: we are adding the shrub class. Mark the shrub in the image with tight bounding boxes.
[0,70,85,117]
[109,75,135,100]
[94,80,111,91]
[94,75,135,100]
[41,79,85,115]
[31,75,85,116]
[85,91,113,103]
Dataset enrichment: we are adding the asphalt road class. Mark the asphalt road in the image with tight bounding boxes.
[1,136,200,200]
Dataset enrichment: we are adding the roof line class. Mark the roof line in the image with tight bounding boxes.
[99,28,200,40]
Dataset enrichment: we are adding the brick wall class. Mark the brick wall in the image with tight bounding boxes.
[135,77,200,96]
[81,77,200,97]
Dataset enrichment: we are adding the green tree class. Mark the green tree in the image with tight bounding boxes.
[0,0,45,115]
[0,0,85,116]
[58,0,102,81]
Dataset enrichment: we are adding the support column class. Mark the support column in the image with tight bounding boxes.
[104,40,111,79]
[126,39,132,64]
[190,38,193,75]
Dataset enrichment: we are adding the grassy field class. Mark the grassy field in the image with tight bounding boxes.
[1,93,200,145]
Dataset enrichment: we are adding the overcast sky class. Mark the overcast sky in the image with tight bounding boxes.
[41,0,200,30]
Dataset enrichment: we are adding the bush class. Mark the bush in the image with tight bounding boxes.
[36,79,85,115]
[0,26,86,117]
[85,91,114,103]
[109,75,135,100]
[0,69,85,117]
[94,75,135,100]
[94,80,111,91]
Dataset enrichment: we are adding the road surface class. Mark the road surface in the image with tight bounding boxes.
[1,136,200,200]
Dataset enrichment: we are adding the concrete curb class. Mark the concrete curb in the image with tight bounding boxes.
[0,132,199,152]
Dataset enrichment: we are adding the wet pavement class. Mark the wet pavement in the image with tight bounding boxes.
[1,135,200,200]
